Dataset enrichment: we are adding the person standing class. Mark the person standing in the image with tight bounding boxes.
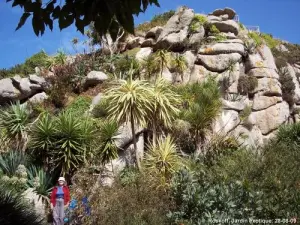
[50,177,71,225]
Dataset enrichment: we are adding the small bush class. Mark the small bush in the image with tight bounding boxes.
[209,24,220,34]
[135,10,175,33]
[261,33,279,49]
[237,75,258,95]
[92,99,110,118]
[189,15,207,33]
[65,96,92,117]
[278,67,295,106]
[248,32,263,47]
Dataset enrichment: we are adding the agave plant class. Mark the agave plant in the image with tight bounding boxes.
[171,53,187,82]
[27,166,54,205]
[145,135,183,183]
[0,151,27,177]
[154,49,172,79]
[0,182,45,225]
[0,102,30,151]
[98,120,120,172]
[53,112,95,176]
[104,69,153,169]
[29,113,56,170]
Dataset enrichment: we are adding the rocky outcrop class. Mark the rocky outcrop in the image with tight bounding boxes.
[155,7,194,51]
[28,92,48,104]
[0,78,21,103]
[252,95,282,111]
[210,8,236,20]
[135,47,152,62]
[214,110,240,134]
[252,77,282,96]
[146,26,163,40]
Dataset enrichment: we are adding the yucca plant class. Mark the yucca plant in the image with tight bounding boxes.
[154,49,172,79]
[104,68,153,170]
[53,112,95,177]
[171,54,187,82]
[27,166,54,206]
[98,120,120,172]
[150,78,181,146]
[145,135,183,183]
[0,182,45,225]
[0,151,27,177]
[182,79,222,154]
[53,49,67,66]
[0,102,30,151]
[29,113,56,170]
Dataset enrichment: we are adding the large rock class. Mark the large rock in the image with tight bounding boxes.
[28,92,48,104]
[161,67,173,82]
[29,74,47,87]
[286,64,300,104]
[246,45,277,71]
[250,101,290,134]
[218,62,240,94]
[252,77,282,96]
[155,7,194,51]
[145,26,163,40]
[189,26,205,47]
[83,71,108,88]
[12,77,40,99]
[141,38,155,48]
[213,110,240,134]
[247,68,279,79]
[211,7,236,20]
[209,20,239,35]
[189,65,216,84]
[0,78,21,103]
[232,125,264,148]
[114,123,145,149]
[207,15,222,22]
[222,99,245,111]
[126,37,144,50]
[252,94,282,111]
[135,47,152,62]
[198,42,245,55]
[195,53,242,72]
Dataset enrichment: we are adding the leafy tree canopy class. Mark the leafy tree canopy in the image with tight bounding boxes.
[8,0,160,40]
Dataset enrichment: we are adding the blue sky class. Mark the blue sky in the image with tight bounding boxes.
[0,0,299,69]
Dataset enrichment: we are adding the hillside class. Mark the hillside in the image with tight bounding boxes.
[1,6,300,225]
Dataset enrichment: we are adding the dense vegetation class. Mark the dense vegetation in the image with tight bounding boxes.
[1,8,300,225]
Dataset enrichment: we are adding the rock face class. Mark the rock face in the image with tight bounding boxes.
[28,92,48,104]
[83,71,108,88]
[209,20,240,35]
[199,42,245,55]
[0,78,21,103]
[250,102,290,135]
[155,7,194,51]
[196,53,242,72]
[211,8,236,20]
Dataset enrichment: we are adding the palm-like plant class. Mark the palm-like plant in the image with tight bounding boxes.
[0,182,45,225]
[29,113,56,170]
[183,79,222,154]
[0,102,30,151]
[0,151,27,177]
[98,120,119,172]
[53,112,95,177]
[171,54,187,82]
[150,78,181,146]
[145,135,183,183]
[53,49,67,66]
[154,50,172,79]
[27,166,53,206]
[104,68,153,169]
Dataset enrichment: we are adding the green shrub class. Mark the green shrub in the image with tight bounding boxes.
[135,10,175,32]
[261,33,279,49]
[189,15,207,33]
[92,99,110,118]
[248,32,263,47]
[0,151,28,177]
[71,171,172,225]
[278,67,295,106]
[209,24,220,34]
[272,43,300,66]
[65,96,92,117]
[169,169,264,224]
[237,75,258,95]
